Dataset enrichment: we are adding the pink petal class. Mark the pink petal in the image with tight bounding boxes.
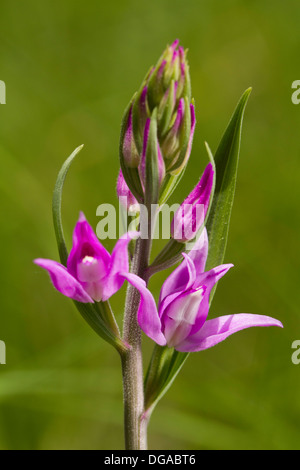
[117,169,139,212]
[158,229,209,319]
[67,212,111,279]
[159,252,196,315]
[176,313,283,352]
[187,227,208,273]
[171,164,214,241]
[188,263,234,334]
[195,263,233,292]
[34,258,94,303]
[101,231,139,301]
[163,287,206,348]
[77,256,107,283]
[121,272,166,346]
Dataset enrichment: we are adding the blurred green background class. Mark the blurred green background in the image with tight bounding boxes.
[0,0,299,450]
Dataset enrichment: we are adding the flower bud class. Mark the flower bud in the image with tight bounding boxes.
[120,40,194,204]
[147,40,187,109]
[139,119,166,188]
[117,169,140,213]
[132,85,149,154]
[139,112,166,207]
[168,101,196,175]
[119,100,144,201]
[171,163,214,242]
[161,98,185,161]
[121,105,140,168]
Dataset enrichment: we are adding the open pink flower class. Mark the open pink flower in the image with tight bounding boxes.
[122,229,283,351]
[35,212,138,303]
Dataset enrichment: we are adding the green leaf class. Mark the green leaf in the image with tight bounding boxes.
[52,145,84,266]
[73,301,126,352]
[52,146,128,354]
[144,345,188,415]
[204,141,216,223]
[206,88,252,274]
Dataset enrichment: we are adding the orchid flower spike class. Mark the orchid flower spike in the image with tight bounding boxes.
[122,229,283,351]
[34,212,139,303]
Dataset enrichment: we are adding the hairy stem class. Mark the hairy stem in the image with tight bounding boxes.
[121,236,151,450]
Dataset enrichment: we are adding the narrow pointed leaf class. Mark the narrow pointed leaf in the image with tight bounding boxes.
[74,300,128,353]
[206,88,251,274]
[52,145,84,266]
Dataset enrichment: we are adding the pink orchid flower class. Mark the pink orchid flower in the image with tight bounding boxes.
[34,212,138,303]
[122,229,283,351]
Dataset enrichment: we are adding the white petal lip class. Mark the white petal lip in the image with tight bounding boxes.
[77,256,107,283]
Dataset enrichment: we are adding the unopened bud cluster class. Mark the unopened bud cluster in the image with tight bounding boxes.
[119,40,195,207]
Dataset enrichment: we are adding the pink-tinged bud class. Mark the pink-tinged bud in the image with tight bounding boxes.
[187,103,196,154]
[117,169,140,213]
[176,47,188,98]
[132,85,150,154]
[157,80,178,136]
[171,163,214,242]
[170,38,180,50]
[140,86,148,118]
[147,39,191,112]
[157,60,167,81]
[138,118,151,186]
[122,105,140,168]
[157,141,166,184]
[121,39,193,200]
[139,118,166,188]
[169,102,196,175]
[161,98,184,160]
